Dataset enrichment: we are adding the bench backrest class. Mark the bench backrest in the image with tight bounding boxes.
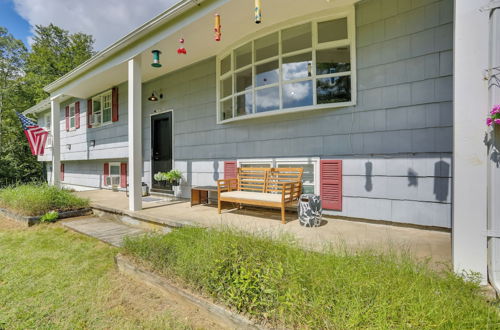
[265,168,303,200]
[237,167,270,192]
[236,167,304,196]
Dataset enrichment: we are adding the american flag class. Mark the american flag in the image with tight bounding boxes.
[16,112,49,156]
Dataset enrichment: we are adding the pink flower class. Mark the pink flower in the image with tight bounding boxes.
[494,118,500,125]
[487,117,493,126]
[492,105,500,115]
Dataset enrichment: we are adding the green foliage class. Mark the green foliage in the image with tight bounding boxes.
[0,24,94,187]
[154,172,168,182]
[39,211,59,223]
[154,170,182,183]
[0,184,89,216]
[0,220,190,328]
[124,228,500,329]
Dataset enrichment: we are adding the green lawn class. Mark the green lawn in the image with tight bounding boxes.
[0,217,190,329]
[124,227,500,329]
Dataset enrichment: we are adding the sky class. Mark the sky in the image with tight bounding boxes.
[0,0,179,50]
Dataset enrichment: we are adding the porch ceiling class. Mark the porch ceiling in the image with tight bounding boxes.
[58,0,358,99]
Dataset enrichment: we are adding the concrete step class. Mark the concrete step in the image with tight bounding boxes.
[62,216,148,247]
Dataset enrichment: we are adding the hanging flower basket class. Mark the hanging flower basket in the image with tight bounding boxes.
[486,105,500,126]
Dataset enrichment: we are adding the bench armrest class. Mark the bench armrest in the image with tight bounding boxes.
[217,179,238,194]
[281,181,301,203]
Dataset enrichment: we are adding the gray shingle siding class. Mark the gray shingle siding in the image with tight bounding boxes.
[45,0,453,227]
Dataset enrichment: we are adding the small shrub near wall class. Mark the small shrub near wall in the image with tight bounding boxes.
[123,227,500,329]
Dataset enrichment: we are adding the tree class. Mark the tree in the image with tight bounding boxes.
[0,25,94,186]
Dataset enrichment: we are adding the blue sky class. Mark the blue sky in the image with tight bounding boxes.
[0,0,178,51]
[0,0,31,46]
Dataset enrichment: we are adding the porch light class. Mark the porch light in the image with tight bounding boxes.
[148,93,158,101]
[151,50,162,68]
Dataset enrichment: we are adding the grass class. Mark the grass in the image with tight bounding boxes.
[124,227,500,329]
[0,217,191,329]
[0,183,89,216]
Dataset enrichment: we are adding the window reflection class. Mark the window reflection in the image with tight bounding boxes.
[256,87,280,112]
[256,60,279,87]
[282,53,312,81]
[236,92,253,116]
[317,76,351,104]
[316,47,351,75]
[283,81,313,109]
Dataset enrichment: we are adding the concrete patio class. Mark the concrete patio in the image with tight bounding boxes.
[75,189,451,265]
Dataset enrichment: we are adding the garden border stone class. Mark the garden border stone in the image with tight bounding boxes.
[0,207,92,226]
[115,253,264,330]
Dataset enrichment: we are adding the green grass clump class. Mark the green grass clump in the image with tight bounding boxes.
[0,183,89,216]
[124,227,500,329]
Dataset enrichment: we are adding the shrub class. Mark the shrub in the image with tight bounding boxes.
[0,184,89,216]
[39,211,59,223]
[124,228,500,328]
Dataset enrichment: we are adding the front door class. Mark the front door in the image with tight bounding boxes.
[151,111,173,192]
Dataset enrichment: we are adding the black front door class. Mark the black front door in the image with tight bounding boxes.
[151,112,173,191]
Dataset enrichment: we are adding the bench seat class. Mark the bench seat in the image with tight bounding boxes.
[220,191,282,203]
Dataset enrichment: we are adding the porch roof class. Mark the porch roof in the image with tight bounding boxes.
[44,0,359,99]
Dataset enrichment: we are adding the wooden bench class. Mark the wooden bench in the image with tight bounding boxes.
[217,167,303,224]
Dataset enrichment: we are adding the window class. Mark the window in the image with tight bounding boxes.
[44,113,52,148]
[217,10,355,123]
[68,104,76,130]
[237,158,319,194]
[106,163,121,186]
[91,90,112,127]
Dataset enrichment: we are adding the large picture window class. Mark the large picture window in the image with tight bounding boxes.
[217,10,355,123]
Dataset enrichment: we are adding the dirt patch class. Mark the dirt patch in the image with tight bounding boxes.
[105,273,226,329]
[0,215,24,231]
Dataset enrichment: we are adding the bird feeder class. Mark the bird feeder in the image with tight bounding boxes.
[214,14,221,41]
[151,50,162,68]
[255,0,262,24]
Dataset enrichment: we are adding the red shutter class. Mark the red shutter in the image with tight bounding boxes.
[103,163,109,186]
[87,99,93,128]
[112,87,119,122]
[75,101,80,129]
[120,163,127,188]
[320,160,343,210]
[224,161,237,179]
[65,106,70,131]
[60,163,65,181]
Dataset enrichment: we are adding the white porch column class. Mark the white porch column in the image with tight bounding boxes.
[453,0,490,283]
[50,98,61,187]
[128,55,142,211]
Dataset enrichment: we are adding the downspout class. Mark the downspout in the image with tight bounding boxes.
[485,0,500,294]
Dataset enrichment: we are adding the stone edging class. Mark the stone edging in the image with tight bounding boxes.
[115,254,265,330]
[0,207,92,226]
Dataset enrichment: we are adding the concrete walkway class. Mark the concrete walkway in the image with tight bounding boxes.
[62,216,146,247]
[75,190,452,265]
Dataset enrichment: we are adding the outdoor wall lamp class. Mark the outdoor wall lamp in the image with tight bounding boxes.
[151,50,162,68]
[66,144,71,150]
[147,89,164,102]
[90,140,95,147]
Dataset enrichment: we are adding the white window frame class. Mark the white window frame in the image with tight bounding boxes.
[237,157,320,194]
[91,90,113,128]
[216,7,356,124]
[106,162,121,187]
[68,103,76,131]
[44,113,52,148]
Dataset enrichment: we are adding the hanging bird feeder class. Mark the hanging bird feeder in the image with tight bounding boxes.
[214,14,221,41]
[255,0,262,24]
[151,50,162,68]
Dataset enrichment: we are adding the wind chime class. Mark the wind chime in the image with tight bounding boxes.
[214,14,222,41]
[255,0,262,24]
[177,38,187,54]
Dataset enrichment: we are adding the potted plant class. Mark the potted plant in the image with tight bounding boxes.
[165,169,182,186]
[486,105,500,127]
[154,172,168,187]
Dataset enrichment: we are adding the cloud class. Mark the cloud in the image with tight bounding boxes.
[12,0,180,50]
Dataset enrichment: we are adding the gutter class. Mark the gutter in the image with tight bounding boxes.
[485,0,500,295]
[22,97,50,115]
[43,0,205,94]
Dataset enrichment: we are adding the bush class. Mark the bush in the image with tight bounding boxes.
[39,211,59,223]
[124,228,500,328]
[0,184,89,216]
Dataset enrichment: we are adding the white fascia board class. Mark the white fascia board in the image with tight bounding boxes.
[22,98,50,115]
[44,0,210,94]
